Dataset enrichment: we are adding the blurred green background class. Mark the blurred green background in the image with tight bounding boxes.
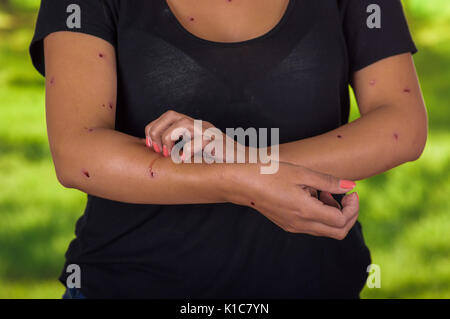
[0,0,449,299]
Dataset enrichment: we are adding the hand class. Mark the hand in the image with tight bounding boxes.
[228,161,359,240]
[304,188,342,209]
[144,110,221,160]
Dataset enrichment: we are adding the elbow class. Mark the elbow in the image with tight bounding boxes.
[51,146,76,189]
[54,160,75,189]
[407,137,426,162]
[405,114,428,162]
[55,169,74,189]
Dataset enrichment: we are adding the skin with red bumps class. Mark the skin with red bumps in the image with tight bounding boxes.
[42,17,426,241]
[148,158,159,178]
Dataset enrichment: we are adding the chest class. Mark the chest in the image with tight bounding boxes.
[115,0,349,141]
[165,0,291,44]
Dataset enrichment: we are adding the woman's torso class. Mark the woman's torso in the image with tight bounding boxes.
[61,0,371,298]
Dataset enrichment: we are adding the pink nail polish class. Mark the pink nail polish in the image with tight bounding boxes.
[354,192,359,200]
[163,145,169,157]
[146,137,152,148]
[153,144,160,153]
[340,180,356,189]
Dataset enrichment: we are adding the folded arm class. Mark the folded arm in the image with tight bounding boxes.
[278,53,428,180]
[146,53,427,181]
[42,31,364,238]
[44,32,235,205]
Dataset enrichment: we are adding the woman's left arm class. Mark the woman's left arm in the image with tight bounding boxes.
[277,53,428,180]
[147,53,427,181]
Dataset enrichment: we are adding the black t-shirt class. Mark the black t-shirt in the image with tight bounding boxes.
[29,0,417,298]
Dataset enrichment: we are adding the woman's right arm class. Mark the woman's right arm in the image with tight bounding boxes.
[44,31,232,205]
[44,31,359,239]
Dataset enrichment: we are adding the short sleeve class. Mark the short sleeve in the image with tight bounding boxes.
[340,0,417,73]
[29,0,117,77]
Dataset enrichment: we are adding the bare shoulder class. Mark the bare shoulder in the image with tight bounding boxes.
[43,31,117,136]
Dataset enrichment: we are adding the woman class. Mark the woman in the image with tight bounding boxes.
[29,0,427,298]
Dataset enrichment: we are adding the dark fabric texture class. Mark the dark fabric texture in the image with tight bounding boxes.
[29,0,416,298]
[62,287,86,299]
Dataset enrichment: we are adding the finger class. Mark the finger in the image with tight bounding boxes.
[161,118,194,157]
[293,192,359,238]
[144,110,182,138]
[200,122,222,160]
[162,118,212,159]
[179,129,219,163]
[299,167,356,194]
[304,186,318,198]
[297,192,349,228]
[340,192,359,221]
[146,110,185,154]
[300,209,359,240]
[180,137,210,162]
[144,120,156,148]
[319,191,341,209]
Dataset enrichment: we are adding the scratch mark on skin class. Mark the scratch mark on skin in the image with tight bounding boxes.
[403,88,411,93]
[148,158,160,178]
[337,135,343,139]
[394,133,399,141]
[108,102,114,109]
[251,201,255,206]
[99,53,105,58]
[84,126,95,132]
[82,170,90,178]
[102,103,106,108]
[189,17,195,21]
[369,80,376,86]
[49,77,55,85]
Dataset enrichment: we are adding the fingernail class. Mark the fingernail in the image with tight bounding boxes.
[163,145,169,157]
[180,152,185,162]
[146,137,152,148]
[340,180,356,189]
[153,144,160,153]
[354,192,359,200]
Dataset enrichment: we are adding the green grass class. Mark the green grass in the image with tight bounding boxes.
[0,1,449,299]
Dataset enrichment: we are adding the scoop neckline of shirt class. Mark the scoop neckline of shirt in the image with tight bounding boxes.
[163,0,294,47]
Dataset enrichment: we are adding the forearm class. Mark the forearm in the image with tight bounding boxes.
[53,127,241,204]
[277,104,427,180]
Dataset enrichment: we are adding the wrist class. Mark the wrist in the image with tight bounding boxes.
[220,163,260,205]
